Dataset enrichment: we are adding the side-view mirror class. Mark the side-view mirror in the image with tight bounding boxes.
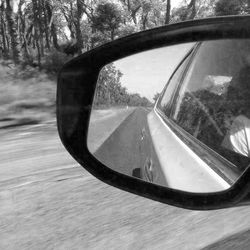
[57,16,250,210]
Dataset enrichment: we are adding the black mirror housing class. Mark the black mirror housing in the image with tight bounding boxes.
[57,16,250,210]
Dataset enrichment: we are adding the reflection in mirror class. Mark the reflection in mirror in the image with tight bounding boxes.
[87,40,250,193]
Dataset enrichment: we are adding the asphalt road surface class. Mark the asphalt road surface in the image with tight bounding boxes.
[88,108,135,153]
[1,109,250,249]
[94,107,151,176]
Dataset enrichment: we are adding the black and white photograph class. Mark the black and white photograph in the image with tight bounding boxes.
[2,0,250,249]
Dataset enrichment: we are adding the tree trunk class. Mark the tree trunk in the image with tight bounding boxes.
[35,34,41,67]
[111,29,114,41]
[75,0,84,55]
[17,0,25,50]
[21,18,32,64]
[18,1,31,63]
[127,0,131,11]
[45,2,59,50]
[188,0,196,20]
[165,0,171,25]
[42,0,50,50]
[131,5,141,25]
[0,23,8,57]
[0,3,8,56]
[5,0,19,64]
[37,0,44,56]
[32,0,41,67]
[6,31,10,51]
[141,12,148,30]
[51,23,59,50]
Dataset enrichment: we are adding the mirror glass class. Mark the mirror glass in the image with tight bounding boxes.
[87,39,250,193]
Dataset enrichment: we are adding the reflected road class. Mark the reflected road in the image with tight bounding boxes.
[94,107,152,176]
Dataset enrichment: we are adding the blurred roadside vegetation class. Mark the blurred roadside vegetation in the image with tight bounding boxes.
[0,58,59,125]
[0,0,250,125]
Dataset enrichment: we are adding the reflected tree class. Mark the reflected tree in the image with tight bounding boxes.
[94,63,152,108]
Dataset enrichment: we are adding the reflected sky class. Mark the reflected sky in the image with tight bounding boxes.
[114,43,195,101]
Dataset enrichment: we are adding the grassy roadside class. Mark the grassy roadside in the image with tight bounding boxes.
[0,60,56,128]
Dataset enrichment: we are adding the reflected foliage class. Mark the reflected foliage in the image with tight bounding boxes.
[173,87,250,171]
[94,63,152,108]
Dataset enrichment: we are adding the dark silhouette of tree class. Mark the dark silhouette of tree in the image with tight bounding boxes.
[5,0,19,64]
[92,2,122,41]
[153,93,160,103]
[215,0,242,16]
[165,0,171,24]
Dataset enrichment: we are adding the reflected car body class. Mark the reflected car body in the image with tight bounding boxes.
[142,39,250,192]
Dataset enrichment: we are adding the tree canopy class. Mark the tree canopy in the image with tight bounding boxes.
[1,0,249,107]
[1,0,249,66]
